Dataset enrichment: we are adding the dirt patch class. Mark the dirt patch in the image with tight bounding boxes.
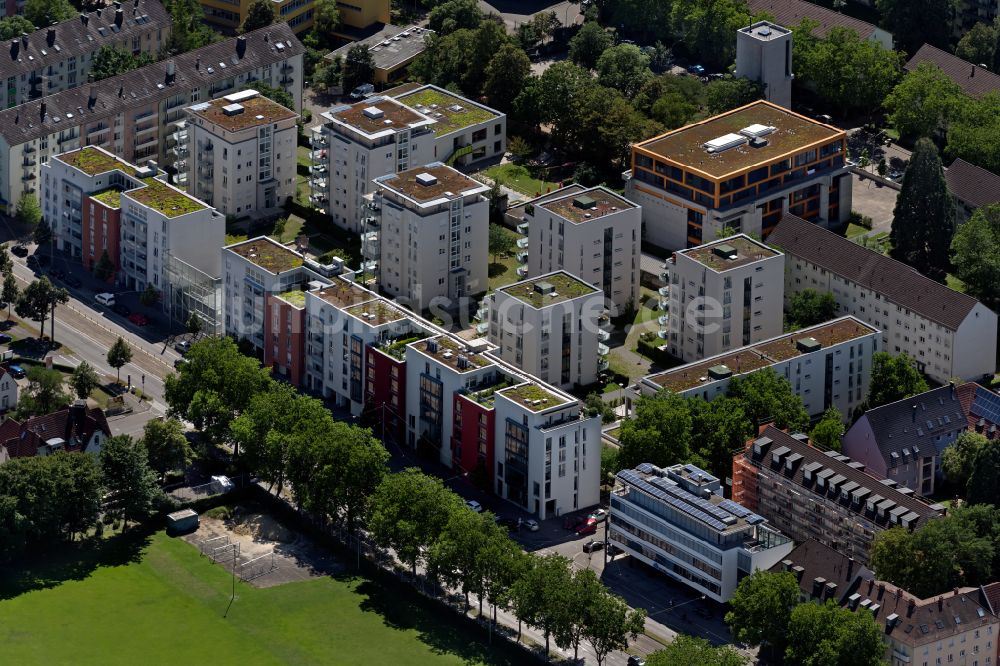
[180,508,345,588]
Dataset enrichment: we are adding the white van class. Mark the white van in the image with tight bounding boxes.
[95,293,115,306]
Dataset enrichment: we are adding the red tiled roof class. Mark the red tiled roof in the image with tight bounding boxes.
[0,404,110,458]
[905,44,1000,98]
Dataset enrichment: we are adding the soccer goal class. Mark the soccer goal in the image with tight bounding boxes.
[210,542,240,564]
[238,551,278,582]
[199,534,229,556]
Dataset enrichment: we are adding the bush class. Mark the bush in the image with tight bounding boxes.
[849,211,873,229]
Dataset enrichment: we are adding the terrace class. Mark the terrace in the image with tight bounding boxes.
[330,98,427,135]
[127,178,205,218]
[541,189,635,224]
[378,164,482,203]
[498,383,569,412]
[90,188,122,209]
[467,377,515,408]
[378,332,427,361]
[190,94,297,132]
[56,147,128,176]
[681,235,779,271]
[344,299,407,326]
[226,238,304,273]
[500,272,598,308]
[397,87,497,136]
[414,336,492,373]
[276,289,306,308]
[312,281,372,309]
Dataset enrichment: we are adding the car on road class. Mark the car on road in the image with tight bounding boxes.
[112,303,131,317]
[174,340,192,355]
[349,83,375,100]
[173,357,189,369]
[582,539,605,553]
[64,275,81,288]
[11,245,27,257]
[95,293,116,306]
[575,520,598,536]
[465,499,483,513]
[495,516,520,531]
[8,364,25,379]
[523,518,539,532]
[589,508,608,523]
[627,656,646,666]
[128,313,149,326]
[0,334,11,344]
[686,64,705,76]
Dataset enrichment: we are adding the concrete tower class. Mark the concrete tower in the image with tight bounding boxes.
[735,21,793,109]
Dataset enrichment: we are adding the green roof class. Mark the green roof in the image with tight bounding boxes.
[498,383,568,412]
[396,87,497,136]
[90,188,122,209]
[226,238,304,273]
[499,272,599,308]
[277,290,306,308]
[127,178,205,218]
[57,147,128,176]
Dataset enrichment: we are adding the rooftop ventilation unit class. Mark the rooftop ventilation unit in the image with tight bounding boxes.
[533,281,555,295]
[707,364,732,380]
[712,243,737,260]
[415,172,437,186]
[739,124,776,138]
[222,103,244,116]
[362,106,384,120]
[573,195,597,210]
[703,133,748,153]
[796,337,821,353]
[448,104,463,112]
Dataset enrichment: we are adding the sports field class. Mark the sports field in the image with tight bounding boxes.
[0,532,523,665]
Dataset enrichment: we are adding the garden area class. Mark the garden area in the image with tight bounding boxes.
[484,164,561,198]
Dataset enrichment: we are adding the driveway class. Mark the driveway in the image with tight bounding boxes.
[478,0,583,30]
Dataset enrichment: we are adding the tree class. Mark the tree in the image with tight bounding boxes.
[646,635,747,666]
[509,554,574,655]
[139,283,160,306]
[93,249,115,282]
[942,431,990,488]
[185,311,203,337]
[600,445,620,486]
[247,82,295,112]
[785,599,885,666]
[106,336,132,383]
[967,439,1000,506]
[99,435,159,528]
[891,138,956,277]
[569,21,613,70]
[140,418,193,481]
[688,396,754,482]
[89,45,155,82]
[581,583,647,666]
[606,0,671,44]
[0,16,36,41]
[885,63,963,139]
[705,77,764,115]
[342,44,374,94]
[311,0,340,49]
[483,42,531,113]
[651,92,698,130]
[1,272,18,319]
[16,193,41,230]
[725,571,800,660]
[46,282,68,343]
[16,366,70,418]
[233,383,306,494]
[23,0,75,28]
[0,244,11,279]
[70,361,101,401]
[584,392,616,424]
[15,277,59,338]
[810,406,844,451]
[488,224,515,265]
[785,289,837,328]
[672,0,751,71]
[956,21,997,69]
[518,11,559,52]
[165,0,216,53]
[876,0,958,54]
[240,0,275,33]
[596,44,652,99]
[951,204,1000,309]
[427,508,501,611]
[865,352,929,408]
[617,391,693,470]
[946,92,1000,174]
[727,368,809,431]
[428,0,481,34]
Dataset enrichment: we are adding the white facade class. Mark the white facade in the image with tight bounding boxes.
[371,163,489,311]
[610,463,794,603]
[637,316,880,421]
[184,89,298,219]
[735,21,793,109]
[665,234,785,362]
[485,272,605,390]
[523,186,641,315]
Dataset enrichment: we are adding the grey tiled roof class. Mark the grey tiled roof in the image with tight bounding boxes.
[0,0,169,84]
[747,0,880,39]
[906,44,1000,98]
[0,23,303,146]
[945,158,1000,209]
[768,213,982,330]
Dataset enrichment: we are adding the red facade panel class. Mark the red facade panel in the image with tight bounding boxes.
[364,347,406,445]
[452,394,496,485]
[263,295,305,386]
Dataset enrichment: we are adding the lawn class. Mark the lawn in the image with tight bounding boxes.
[633,287,661,326]
[484,164,560,198]
[488,225,522,290]
[846,222,869,239]
[946,273,967,293]
[0,531,524,665]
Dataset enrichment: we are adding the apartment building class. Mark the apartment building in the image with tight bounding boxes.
[484,272,605,390]
[946,158,1000,222]
[325,25,433,86]
[369,163,489,311]
[610,462,794,602]
[184,89,298,218]
[43,146,224,330]
[733,426,944,564]
[520,186,640,315]
[310,85,504,232]
[199,0,386,34]
[735,21,793,109]
[843,382,1000,497]
[0,25,304,214]
[625,100,851,250]
[637,316,878,420]
[774,540,999,666]
[905,44,1000,99]
[0,0,169,108]
[768,213,998,383]
[663,234,784,362]
[746,0,894,50]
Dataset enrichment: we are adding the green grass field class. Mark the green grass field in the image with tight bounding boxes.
[0,532,524,665]
[484,164,560,197]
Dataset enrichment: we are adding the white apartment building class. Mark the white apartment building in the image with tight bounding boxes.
[310,84,504,233]
[0,25,304,214]
[0,0,170,109]
[735,21,793,109]
[484,272,605,390]
[369,163,488,311]
[521,186,641,315]
[43,146,224,329]
[636,316,879,420]
[610,462,794,603]
[184,89,298,218]
[769,213,998,384]
[664,234,785,362]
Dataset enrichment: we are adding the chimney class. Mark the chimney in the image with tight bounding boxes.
[263,32,269,42]
[950,380,956,398]
[87,86,96,109]
[912,404,916,423]
[954,587,960,596]
[39,101,46,119]
[10,40,17,59]
[847,557,854,579]
[118,85,124,98]
[972,65,976,78]
[80,13,88,26]
[236,35,247,59]
[165,60,175,85]
[20,32,28,48]
[115,8,123,27]
[71,400,87,432]
[134,0,139,6]
[195,56,200,71]
[13,111,17,124]
[908,598,915,616]
[938,596,943,611]
[46,27,55,47]
[114,0,121,8]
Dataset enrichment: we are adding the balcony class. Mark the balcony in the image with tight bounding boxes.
[309,164,327,175]
[658,286,670,297]
[658,314,668,326]
[476,322,489,335]
[516,266,528,277]
[170,145,188,159]
[281,64,294,73]
[474,305,489,321]
[311,178,328,190]
[597,343,609,356]
[21,172,36,181]
[516,251,528,263]
[134,135,158,150]
[310,136,328,149]
[598,358,609,372]
[658,330,669,340]
[134,122,157,136]
[516,237,529,249]
[87,125,111,139]
[22,157,35,167]
[170,128,188,143]
[598,328,610,342]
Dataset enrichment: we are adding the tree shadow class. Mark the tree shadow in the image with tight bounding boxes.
[0,527,152,601]
[489,262,510,278]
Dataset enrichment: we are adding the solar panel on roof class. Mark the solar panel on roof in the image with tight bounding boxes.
[720,499,752,518]
[747,514,766,525]
[636,463,656,474]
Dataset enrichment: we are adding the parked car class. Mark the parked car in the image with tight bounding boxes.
[495,516,520,531]
[173,357,189,369]
[814,114,834,124]
[95,292,116,306]
[589,508,608,523]
[128,313,149,326]
[8,364,25,378]
[686,64,706,76]
[349,83,375,100]
[112,303,131,317]
[0,334,11,344]
[583,539,605,553]
[465,499,483,513]
[64,275,81,288]
[174,340,192,355]
[11,245,28,257]
[523,518,539,532]
[576,520,598,536]
[627,656,646,666]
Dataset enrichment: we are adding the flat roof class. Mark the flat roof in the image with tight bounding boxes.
[647,317,877,391]
[635,101,843,179]
[326,24,433,71]
[328,97,428,135]
[498,382,570,412]
[499,272,599,308]
[376,163,483,202]
[396,86,499,136]
[90,188,122,209]
[679,235,780,271]
[127,178,205,218]
[344,299,407,326]
[188,91,297,132]
[413,335,492,373]
[55,146,130,175]
[311,280,372,309]
[276,289,306,308]
[225,237,303,273]
[540,187,636,224]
